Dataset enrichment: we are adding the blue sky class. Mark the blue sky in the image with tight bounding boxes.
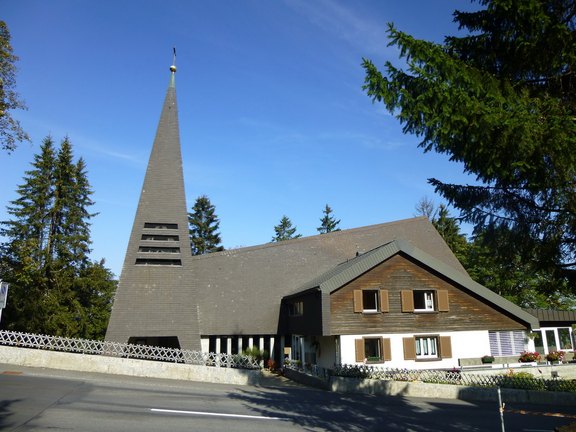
[1,0,479,277]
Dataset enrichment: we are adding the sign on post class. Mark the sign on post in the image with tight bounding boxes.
[0,281,8,309]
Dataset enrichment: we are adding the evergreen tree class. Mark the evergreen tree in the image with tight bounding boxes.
[415,198,575,309]
[188,195,224,255]
[272,216,301,242]
[0,136,115,338]
[415,199,468,263]
[363,0,576,292]
[317,204,341,234]
[0,21,30,152]
[432,205,468,264]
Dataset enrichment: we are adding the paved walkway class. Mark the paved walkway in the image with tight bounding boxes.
[257,369,307,388]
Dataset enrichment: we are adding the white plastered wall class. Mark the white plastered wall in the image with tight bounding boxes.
[340,330,491,369]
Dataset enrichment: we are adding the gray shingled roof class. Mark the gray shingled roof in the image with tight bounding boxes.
[192,217,471,335]
[287,239,539,332]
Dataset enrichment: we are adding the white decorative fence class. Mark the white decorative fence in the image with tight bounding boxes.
[0,330,260,369]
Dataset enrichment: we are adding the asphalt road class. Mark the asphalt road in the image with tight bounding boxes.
[1,364,575,431]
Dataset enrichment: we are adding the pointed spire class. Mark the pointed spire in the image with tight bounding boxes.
[170,47,176,88]
[105,53,202,352]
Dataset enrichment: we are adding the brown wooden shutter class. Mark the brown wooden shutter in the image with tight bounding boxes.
[353,290,363,313]
[379,289,389,312]
[401,290,414,312]
[355,338,365,362]
[382,338,392,361]
[439,336,452,359]
[403,337,416,360]
[437,290,449,312]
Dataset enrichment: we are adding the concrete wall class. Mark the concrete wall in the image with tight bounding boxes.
[0,346,262,385]
[282,366,576,406]
[329,376,576,406]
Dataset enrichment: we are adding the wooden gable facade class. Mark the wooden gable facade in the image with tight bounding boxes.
[282,239,538,368]
[284,240,537,337]
[330,253,529,335]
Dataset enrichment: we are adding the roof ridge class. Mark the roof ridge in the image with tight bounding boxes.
[191,217,430,260]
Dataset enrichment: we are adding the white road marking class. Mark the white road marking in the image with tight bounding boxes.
[150,408,283,420]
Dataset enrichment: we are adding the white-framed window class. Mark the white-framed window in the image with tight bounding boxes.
[415,336,438,359]
[533,327,574,355]
[353,289,389,314]
[414,290,435,311]
[362,290,379,313]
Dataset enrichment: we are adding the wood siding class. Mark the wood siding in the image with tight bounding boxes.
[330,253,527,335]
[285,291,323,335]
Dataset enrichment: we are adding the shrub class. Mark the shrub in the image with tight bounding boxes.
[500,371,545,391]
[242,346,269,363]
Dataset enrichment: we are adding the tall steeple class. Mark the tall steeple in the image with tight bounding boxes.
[105,56,201,351]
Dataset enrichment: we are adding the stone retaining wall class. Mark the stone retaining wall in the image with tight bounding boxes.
[0,345,263,385]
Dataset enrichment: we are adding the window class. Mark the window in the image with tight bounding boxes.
[362,290,378,312]
[414,290,434,311]
[489,330,526,356]
[403,335,452,360]
[353,289,389,313]
[415,336,438,359]
[288,301,304,317]
[559,328,573,350]
[355,337,391,363]
[364,338,382,361]
[401,290,449,313]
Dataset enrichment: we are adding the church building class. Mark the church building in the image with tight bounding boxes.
[106,62,558,370]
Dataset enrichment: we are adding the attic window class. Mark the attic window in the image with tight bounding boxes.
[362,290,379,313]
[353,289,389,313]
[289,301,304,317]
[401,290,449,313]
[414,290,435,311]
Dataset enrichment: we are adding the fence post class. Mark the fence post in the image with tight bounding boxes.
[497,387,506,432]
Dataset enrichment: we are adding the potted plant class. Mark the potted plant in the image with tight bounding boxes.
[545,350,565,363]
[518,351,541,363]
[481,355,495,364]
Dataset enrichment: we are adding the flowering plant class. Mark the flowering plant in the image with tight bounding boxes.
[546,350,565,362]
[518,351,540,362]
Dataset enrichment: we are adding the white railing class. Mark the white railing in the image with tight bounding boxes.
[0,330,260,369]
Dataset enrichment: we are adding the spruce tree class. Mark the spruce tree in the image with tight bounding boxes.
[188,195,224,255]
[0,136,115,338]
[363,0,576,291]
[317,204,341,234]
[272,216,301,242]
